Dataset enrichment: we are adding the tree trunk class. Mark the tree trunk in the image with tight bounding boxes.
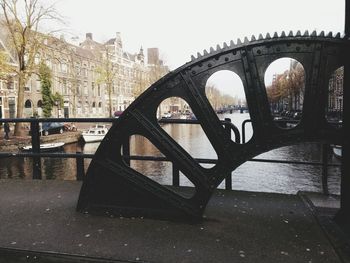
[72,92,77,117]
[108,83,112,117]
[14,74,25,136]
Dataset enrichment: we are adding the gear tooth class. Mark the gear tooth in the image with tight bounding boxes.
[327,31,333,37]
[319,31,325,37]
[335,32,341,38]
[311,30,317,36]
[296,30,301,36]
[197,52,202,58]
[203,49,209,55]
[273,32,278,38]
[243,37,249,43]
[303,30,309,36]
[288,30,293,37]
[237,38,242,45]
[191,55,196,61]
[251,35,256,41]
[223,42,228,48]
[209,47,215,53]
[280,31,286,37]
[258,34,264,40]
[230,40,235,47]
[265,33,271,39]
[216,44,221,51]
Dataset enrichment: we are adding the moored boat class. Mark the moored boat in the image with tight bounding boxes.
[21,142,65,152]
[82,125,108,143]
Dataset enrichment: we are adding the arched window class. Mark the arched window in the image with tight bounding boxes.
[37,100,43,108]
[25,100,32,108]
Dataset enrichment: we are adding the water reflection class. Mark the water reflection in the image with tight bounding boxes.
[0,157,31,179]
[0,112,341,195]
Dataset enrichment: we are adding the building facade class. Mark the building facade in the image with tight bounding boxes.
[328,66,343,116]
[0,30,168,119]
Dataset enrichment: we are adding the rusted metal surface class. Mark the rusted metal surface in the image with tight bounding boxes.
[77,32,347,221]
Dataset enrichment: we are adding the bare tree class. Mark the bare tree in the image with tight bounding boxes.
[0,0,62,135]
[132,63,148,99]
[205,84,221,110]
[0,50,14,79]
[205,84,236,111]
[46,37,87,118]
[266,61,305,112]
[96,46,118,117]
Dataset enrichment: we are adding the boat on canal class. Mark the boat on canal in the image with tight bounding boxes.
[82,125,109,143]
[21,142,65,152]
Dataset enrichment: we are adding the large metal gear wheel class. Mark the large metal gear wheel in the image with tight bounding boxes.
[77,31,347,221]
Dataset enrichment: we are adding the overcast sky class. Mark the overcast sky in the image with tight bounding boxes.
[51,0,345,68]
[47,0,345,98]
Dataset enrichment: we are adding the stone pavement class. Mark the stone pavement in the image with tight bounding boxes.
[0,179,348,263]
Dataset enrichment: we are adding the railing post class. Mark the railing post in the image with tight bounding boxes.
[30,119,41,179]
[224,118,232,190]
[172,163,180,187]
[76,151,84,181]
[242,120,251,144]
[321,144,329,195]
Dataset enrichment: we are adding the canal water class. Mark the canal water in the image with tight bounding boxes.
[0,113,341,195]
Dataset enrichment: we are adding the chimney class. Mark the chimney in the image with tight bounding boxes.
[86,33,93,40]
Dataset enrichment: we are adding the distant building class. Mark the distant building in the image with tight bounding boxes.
[147,48,161,65]
[328,66,343,113]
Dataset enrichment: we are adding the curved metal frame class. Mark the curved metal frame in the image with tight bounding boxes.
[77,31,347,221]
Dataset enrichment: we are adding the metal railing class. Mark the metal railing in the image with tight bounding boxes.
[0,118,116,180]
[0,117,341,194]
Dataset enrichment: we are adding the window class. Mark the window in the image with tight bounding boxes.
[77,84,81,95]
[36,79,41,92]
[61,63,67,73]
[84,101,89,114]
[46,59,52,69]
[84,82,88,95]
[75,65,81,76]
[77,100,82,114]
[81,68,88,77]
[92,82,95,96]
[62,79,68,95]
[34,55,40,65]
[91,65,95,78]
[25,100,32,108]
[7,80,14,90]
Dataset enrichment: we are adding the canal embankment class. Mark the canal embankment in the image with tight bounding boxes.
[0,131,82,152]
